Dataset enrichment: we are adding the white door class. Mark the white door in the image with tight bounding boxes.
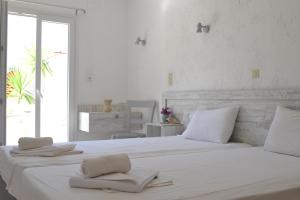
[2,5,75,145]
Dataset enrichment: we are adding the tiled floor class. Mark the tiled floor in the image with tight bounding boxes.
[0,178,16,200]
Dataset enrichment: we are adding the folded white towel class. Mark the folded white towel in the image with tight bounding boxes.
[81,154,131,178]
[10,144,83,157]
[18,137,53,150]
[69,169,172,193]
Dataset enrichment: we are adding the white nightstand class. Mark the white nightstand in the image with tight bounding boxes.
[146,123,184,137]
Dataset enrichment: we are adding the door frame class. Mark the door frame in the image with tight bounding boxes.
[0,0,7,145]
[2,4,77,143]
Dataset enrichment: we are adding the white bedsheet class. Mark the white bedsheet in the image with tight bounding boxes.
[18,147,300,200]
[0,136,250,196]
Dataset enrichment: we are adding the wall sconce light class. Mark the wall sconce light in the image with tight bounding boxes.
[135,37,147,46]
[197,23,210,33]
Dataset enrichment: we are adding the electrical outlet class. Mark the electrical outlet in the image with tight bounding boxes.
[168,73,173,86]
[251,69,260,80]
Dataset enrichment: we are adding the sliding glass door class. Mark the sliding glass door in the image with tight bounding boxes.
[6,13,37,144]
[4,8,74,145]
[40,20,69,142]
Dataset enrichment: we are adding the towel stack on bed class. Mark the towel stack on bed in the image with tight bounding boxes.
[69,154,173,193]
[10,137,83,157]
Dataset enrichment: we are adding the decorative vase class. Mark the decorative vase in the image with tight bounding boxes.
[104,99,112,112]
[161,114,168,124]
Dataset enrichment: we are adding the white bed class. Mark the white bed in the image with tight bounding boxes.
[16,147,300,200]
[3,89,300,200]
[0,136,250,197]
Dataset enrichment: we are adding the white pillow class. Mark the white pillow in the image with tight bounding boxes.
[182,106,208,127]
[183,107,239,144]
[264,106,300,157]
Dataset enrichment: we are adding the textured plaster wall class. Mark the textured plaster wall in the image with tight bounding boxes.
[128,0,300,108]
[76,0,128,105]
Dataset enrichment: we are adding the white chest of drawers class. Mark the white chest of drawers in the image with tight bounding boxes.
[79,112,128,139]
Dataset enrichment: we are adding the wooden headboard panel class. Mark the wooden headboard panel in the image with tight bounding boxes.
[163,89,300,146]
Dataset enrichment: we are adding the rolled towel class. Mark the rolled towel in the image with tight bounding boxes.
[18,137,53,150]
[81,154,131,178]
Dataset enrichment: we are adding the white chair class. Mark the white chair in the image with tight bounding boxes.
[111,100,156,139]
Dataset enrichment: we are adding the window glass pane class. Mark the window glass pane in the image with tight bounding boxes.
[6,14,36,145]
[40,20,69,143]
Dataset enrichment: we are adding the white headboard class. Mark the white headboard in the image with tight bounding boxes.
[163,89,300,146]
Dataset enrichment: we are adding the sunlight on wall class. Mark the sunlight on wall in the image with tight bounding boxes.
[161,0,170,13]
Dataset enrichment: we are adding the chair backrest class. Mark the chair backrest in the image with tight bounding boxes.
[127,100,156,131]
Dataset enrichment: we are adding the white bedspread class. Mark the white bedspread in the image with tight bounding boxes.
[0,136,250,197]
[17,147,300,200]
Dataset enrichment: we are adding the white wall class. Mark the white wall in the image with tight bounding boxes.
[127,0,300,108]
[75,0,128,140]
[76,0,128,104]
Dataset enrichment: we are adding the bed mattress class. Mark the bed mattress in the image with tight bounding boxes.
[17,147,300,200]
[0,136,250,196]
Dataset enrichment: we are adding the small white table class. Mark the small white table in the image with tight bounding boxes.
[146,123,184,137]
